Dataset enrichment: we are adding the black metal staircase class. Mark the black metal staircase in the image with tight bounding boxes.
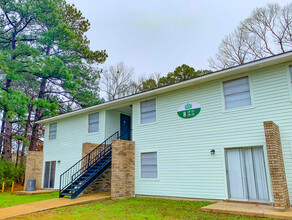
[59,131,119,199]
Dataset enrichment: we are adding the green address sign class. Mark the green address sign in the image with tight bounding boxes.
[177,102,201,119]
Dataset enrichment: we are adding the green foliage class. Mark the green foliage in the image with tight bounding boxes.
[0,88,30,123]
[141,78,158,91]
[0,0,108,153]
[31,99,59,117]
[13,135,29,146]
[0,160,25,185]
[140,65,212,92]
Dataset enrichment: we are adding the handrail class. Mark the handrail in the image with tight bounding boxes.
[59,128,132,197]
[59,131,119,194]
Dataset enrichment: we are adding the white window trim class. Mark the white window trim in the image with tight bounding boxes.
[221,74,255,113]
[139,151,159,181]
[49,123,57,140]
[88,112,100,134]
[139,98,158,126]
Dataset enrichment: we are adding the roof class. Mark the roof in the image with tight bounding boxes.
[37,51,292,124]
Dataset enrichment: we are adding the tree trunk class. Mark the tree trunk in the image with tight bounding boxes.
[0,111,6,157]
[15,139,20,167]
[20,104,32,167]
[3,113,12,160]
[29,78,47,151]
[3,36,16,160]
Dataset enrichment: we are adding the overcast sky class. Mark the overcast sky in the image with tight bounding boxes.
[66,0,288,79]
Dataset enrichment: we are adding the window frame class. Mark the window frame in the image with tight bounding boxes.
[49,123,57,140]
[221,75,253,112]
[88,112,100,133]
[140,99,157,125]
[140,151,158,180]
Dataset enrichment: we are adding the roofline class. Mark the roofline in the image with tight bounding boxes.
[37,51,292,124]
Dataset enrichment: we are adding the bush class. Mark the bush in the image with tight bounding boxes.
[0,159,25,186]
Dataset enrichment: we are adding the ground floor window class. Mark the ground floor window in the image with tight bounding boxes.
[225,147,269,202]
[44,161,56,188]
[141,152,157,178]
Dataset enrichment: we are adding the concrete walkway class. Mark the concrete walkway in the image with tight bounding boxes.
[16,189,55,195]
[0,192,110,219]
[201,201,292,219]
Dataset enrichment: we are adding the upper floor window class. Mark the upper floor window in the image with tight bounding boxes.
[141,152,158,178]
[140,99,156,124]
[49,123,57,140]
[223,76,251,110]
[88,113,99,133]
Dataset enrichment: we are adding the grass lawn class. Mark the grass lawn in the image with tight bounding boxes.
[18,198,269,220]
[0,191,58,208]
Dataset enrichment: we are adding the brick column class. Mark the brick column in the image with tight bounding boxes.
[24,151,43,190]
[263,121,290,210]
[111,139,135,200]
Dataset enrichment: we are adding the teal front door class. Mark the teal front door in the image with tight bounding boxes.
[120,114,131,140]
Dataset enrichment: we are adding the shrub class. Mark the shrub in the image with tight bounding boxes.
[0,159,25,186]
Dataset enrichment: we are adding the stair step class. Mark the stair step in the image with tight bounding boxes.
[59,133,115,200]
[60,192,72,196]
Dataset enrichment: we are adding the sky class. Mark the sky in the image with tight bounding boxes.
[66,0,288,79]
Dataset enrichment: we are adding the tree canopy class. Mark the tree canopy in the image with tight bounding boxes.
[138,65,211,92]
[0,0,107,160]
[209,3,292,70]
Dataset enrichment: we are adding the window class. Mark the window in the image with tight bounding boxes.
[140,99,156,124]
[88,113,99,133]
[49,123,57,140]
[223,76,251,109]
[141,152,157,178]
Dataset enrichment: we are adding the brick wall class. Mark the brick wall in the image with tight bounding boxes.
[263,121,290,210]
[24,151,43,190]
[111,139,135,200]
[83,169,111,194]
[82,142,99,158]
[82,142,111,194]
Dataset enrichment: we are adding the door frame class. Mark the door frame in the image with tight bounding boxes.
[225,148,248,201]
[43,161,56,189]
[225,146,270,203]
[120,114,131,140]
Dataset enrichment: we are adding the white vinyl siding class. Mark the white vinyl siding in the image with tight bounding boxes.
[49,123,57,140]
[140,99,156,124]
[43,111,107,189]
[141,152,157,178]
[289,66,292,83]
[223,77,251,109]
[88,113,99,133]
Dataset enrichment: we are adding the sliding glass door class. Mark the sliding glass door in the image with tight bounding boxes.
[44,161,56,189]
[226,147,269,202]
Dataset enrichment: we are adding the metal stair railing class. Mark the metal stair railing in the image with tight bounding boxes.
[59,131,119,196]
